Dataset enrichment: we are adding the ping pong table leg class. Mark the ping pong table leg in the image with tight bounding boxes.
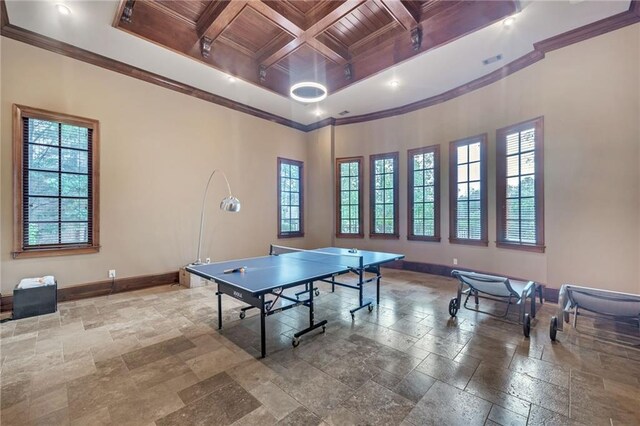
[375,266,381,305]
[308,281,314,327]
[216,291,222,330]
[359,269,364,307]
[260,295,266,358]
[331,276,335,293]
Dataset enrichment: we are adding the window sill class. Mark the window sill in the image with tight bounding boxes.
[496,241,545,253]
[336,233,364,239]
[278,232,305,239]
[369,234,399,240]
[13,245,100,259]
[449,238,488,247]
[407,235,441,243]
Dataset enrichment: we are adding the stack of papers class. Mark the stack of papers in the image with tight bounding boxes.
[17,276,56,289]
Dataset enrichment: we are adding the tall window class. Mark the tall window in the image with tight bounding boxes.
[13,105,100,258]
[408,145,440,241]
[449,135,487,246]
[336,157,363,238]
[370,152,399,238]
[277,157,304,238]
[496,117,545,252]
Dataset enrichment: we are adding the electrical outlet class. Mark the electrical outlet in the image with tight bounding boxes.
[108,269,116,279]
[453,258,458,266]
[205,257,211,264]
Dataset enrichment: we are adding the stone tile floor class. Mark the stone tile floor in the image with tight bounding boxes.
[1,269,639,425]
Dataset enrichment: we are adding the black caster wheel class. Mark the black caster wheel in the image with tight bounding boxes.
[351,313,355,321]
[368,304,374,312]
[239,311,246,320]
[550,316,558,341]
[322,325,326,333]
[523,313,531,338]
[292,338,300,348]
[448,298,459,317]
[315,289,320,297]
[563,311,570,324]
[296,295,300,300]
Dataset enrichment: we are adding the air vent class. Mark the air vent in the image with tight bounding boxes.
[338,110,350,116]
[482,54,503,65]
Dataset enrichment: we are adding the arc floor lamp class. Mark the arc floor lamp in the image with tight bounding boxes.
[193,169,241,265]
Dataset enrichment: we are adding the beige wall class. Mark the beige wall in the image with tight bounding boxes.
[2,24,639,295]
[320,24,640,293]
[305,126,334,249]
[0,38,309,293]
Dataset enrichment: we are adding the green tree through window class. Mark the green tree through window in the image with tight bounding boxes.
[408,145,440,241]
[336,157,363,237]
[370,152,399,238]
[13,105,99,258]
[278,157,304,238]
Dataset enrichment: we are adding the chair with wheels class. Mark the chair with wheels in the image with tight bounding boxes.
[550,284,640,344]
[450,270,539,337]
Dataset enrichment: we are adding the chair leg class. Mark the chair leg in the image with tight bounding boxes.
[573,306,579,328]
[474,290,479,305]
[531,292,536,319]
[463,291,472,309]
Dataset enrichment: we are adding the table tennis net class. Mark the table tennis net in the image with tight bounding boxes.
[270,245,363,269]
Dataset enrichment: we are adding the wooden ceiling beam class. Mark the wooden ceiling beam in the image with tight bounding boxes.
[249,1,304,37]
[376,0,419,30]
[307,39,348,65]
[196,0,247,41]
[260,0,365,68]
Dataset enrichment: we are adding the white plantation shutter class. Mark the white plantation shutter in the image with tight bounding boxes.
[449,135,488,245]
[496,117,545,252]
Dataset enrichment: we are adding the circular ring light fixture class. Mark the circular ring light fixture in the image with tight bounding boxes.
[290,82,327,103]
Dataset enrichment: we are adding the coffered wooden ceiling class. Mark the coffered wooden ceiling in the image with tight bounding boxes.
[114,0,517,98]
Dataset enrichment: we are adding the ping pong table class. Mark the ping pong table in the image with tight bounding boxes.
[186,245,404,357]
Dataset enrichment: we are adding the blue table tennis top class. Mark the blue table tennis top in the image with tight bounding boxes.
[186,247,403,296]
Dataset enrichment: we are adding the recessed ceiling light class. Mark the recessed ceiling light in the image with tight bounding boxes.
[314,109,323,117]
[227,76,236,83]
[390,80,400,88]
[55,4,72,15]
[290,82,327,103]
[503,16,516,27]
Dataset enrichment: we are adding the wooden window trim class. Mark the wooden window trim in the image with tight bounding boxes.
[12,104,100,259]
[369,151,399,239]
[407,145,441,242]
[496,117,545,253]
[449,134,488,246]
[335,156,364,239]
[277,157,304,238]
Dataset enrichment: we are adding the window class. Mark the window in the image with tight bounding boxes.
[370,152,399,238]
[449,135,488,245]
[496,117,545,252]
[336,157,363,238]
[277,157,304,238]
[408,145,440,241]
[12,105,100,258]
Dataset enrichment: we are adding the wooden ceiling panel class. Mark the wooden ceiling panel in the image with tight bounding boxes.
[114,0,517,98]
[324,1,394,48]
[154,0,209,23]
[119,1,199,53]
[220,6,292,55]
